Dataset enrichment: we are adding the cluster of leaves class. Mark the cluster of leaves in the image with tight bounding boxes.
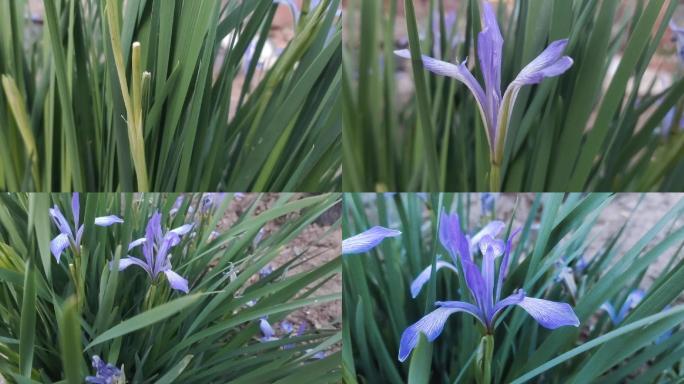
[0,193,342,383]
[0,0,341,192]
[343,0,684,191]
[343,193,684,383]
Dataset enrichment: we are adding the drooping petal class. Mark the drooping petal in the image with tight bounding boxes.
[342,226,401,254]
[617,289,645,323]
[116,257,152,276]
[50,233,70,263]
[434,300,484,324]
[511,39,573,86]
[438,212,471,264]
[477,1,504,141]
[128,237,147,251]
[470,220,505,251]
[410,261,459,298]
[71,193,80,228]
[164,269,189,293]
[516,296,580,329]
[94,215,124,226]
[492,289,525,317]
[600,302,619,325]
[394,50,491,147]
[260,317,276,339]
[398,306,469,362]
[49,206,73,237]
[170,223,194,237]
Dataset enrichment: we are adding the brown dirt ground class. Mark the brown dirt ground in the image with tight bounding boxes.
[215,193,342,333]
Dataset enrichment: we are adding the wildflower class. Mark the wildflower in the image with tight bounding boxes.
[281,320,294,334]
[260,317,279,342]
[342,226,401,255]
[114,212,191,293]
[259,264,273,279]
[601,289,645,326]
[169,195,184,216]
[398,212,579,362]
[85,355,124,384]
[200,193,226,213]
[395,2,573,186]
[208,230,220,242]
[50,193,123,263]
[253,227,266,248]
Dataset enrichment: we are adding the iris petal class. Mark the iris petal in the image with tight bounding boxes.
[342,226,401,254]
[398,305,469,362]
[170,223,194,237]
[72,193,80,228]
[438,212,471,263]
[94,215,124,226]
[164,269,189,293]
[477,1,503,141]
[116,257,152,276]
[410,261,459,298]
[511,39,573,86]
[516,296,580,329]
[50,233,70,263]
[128,237,147,251]
[394,49,491,148]
[470,220,505,251]
[49,206,73,237]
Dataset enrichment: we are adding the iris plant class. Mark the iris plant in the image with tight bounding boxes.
[395,1,573,190]
[398,212,579,382]
[342,226,401,255]
[50,193,123,263]
[115,212,192,294]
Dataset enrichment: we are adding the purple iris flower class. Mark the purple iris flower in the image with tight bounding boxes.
[395,1,573,169]
[169,196,184,216]
[398,212,579,362]
[201,193,226,213]
[260,317,279,342]
[50,193,123,263]
[601,289,645,326]
[259,264,273,279]
[85,355,124,384]
[114,212,191,294]
[409,218,505,298]
[342,226,401,255]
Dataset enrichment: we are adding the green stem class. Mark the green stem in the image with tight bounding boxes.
[490,163,500,192]
[476,335,494,384]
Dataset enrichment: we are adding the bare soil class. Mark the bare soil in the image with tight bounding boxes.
[216,194,342,332]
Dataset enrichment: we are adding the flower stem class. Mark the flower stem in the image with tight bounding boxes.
[476,334,494,384]
[143,284,158,311]
[489,163,500,192]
